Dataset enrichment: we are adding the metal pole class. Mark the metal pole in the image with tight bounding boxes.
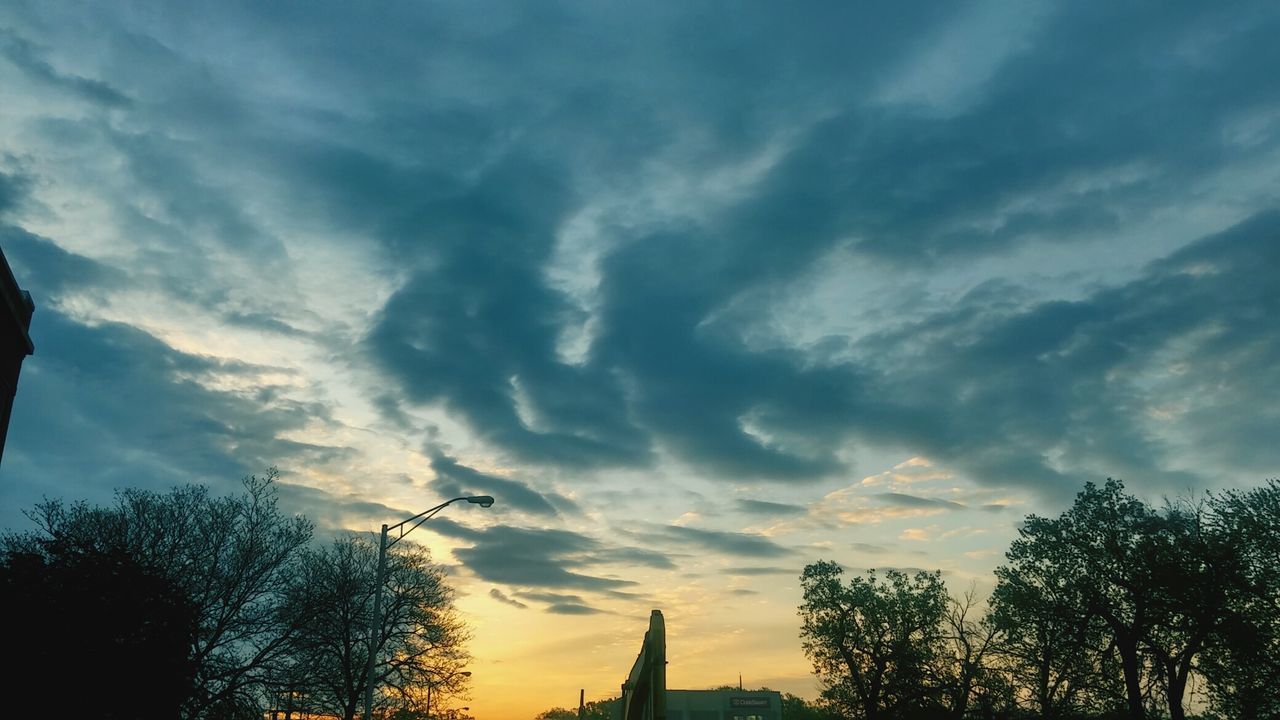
[359,497,491,720]
[363,524,390,720]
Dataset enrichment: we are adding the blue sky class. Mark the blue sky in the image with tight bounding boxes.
[1,2,1278,717]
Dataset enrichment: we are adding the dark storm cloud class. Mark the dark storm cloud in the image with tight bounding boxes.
[351,1,1280,491]
[0,168,32,216]
[363,160,653,470]
[1,226,125,298]
[0,28,131,107]
[222,310,309,338]
[592,546,677,570]
[857,211,1280,497]
[2,0,1278,512]
[627,524,793,559]
[762,3,1280,265]
[1,308,351,521]
[424,517,668,592]
[874,493,966,511]
[735,499,807,517]
[273,482,409,534]
[428,452,562,517]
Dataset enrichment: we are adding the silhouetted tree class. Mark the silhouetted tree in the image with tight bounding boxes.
[282,536,470,720]
[1140,495,1242,720]
[799,561,948,720]
[996,480,1169,719]
[779,692,841,720]
[9,470,313,719]
[990,556,1110,717]
[702,688,837,720]
[933,584,1003,720]
[534,698,616,720]
[1,542,198,719]
[1199,479,1280,720]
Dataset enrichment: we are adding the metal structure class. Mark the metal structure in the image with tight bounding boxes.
[620,610,667,720]
[362,495,494,720]
[0,247,33,466]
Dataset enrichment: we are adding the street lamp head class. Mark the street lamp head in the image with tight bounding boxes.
[465,496,494,508]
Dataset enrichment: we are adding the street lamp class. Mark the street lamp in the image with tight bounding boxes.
[426,669,471,720]
[363,497,494,720]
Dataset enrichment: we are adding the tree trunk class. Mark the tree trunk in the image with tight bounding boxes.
[1119,640,1145,720]
[951,668,972,720]
[1036,652,1051,715]
[1165,662,1188,720]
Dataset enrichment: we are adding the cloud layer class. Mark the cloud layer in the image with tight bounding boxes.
[1,4,1278,711]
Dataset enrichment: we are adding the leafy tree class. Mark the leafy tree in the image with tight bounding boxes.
[283,535,470,720]
[990,557,1108,717]
[1200,479,1280,720]
[703,688,837,720]
[0,542,199,719]
[779,692,841,720]
[8,470,314,719]
[534,699,615,720]
[798,561,948,720]
[933,584,1003,720]
[1140,496,1239,720]
[996,479,1170,719]
[992,478,1272,720]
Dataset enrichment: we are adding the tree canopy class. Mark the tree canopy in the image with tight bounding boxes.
[799,477,1280,720]
[2,470,472,720]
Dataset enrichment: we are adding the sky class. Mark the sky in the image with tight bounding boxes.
[1,1,1279,718]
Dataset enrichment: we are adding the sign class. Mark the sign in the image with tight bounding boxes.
[730,698,771,708]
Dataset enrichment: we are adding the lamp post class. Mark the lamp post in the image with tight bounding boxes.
[426,669,471,720]
[363,496,494,720]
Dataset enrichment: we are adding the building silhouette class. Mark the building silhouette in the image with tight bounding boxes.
[0,247,33,465]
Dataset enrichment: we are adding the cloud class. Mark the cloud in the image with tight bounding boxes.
[735,499,808,517]
[545,603,606,615]
[515,591,586,605]
[0,0,1277,594]
[724,566,797,577]
[1,226,126,298]
[849,543,889,554]
[874,493,966,511]
[857,210,1280,498]
[0,168,33,217]
[425,518,664,593]
[1,307,350,525]
[629,524,793,559]
[0,29,131,107]
[488,589,528,609]
[273,482,409,535]
[429,452,563,517]
[900,528,932,542]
